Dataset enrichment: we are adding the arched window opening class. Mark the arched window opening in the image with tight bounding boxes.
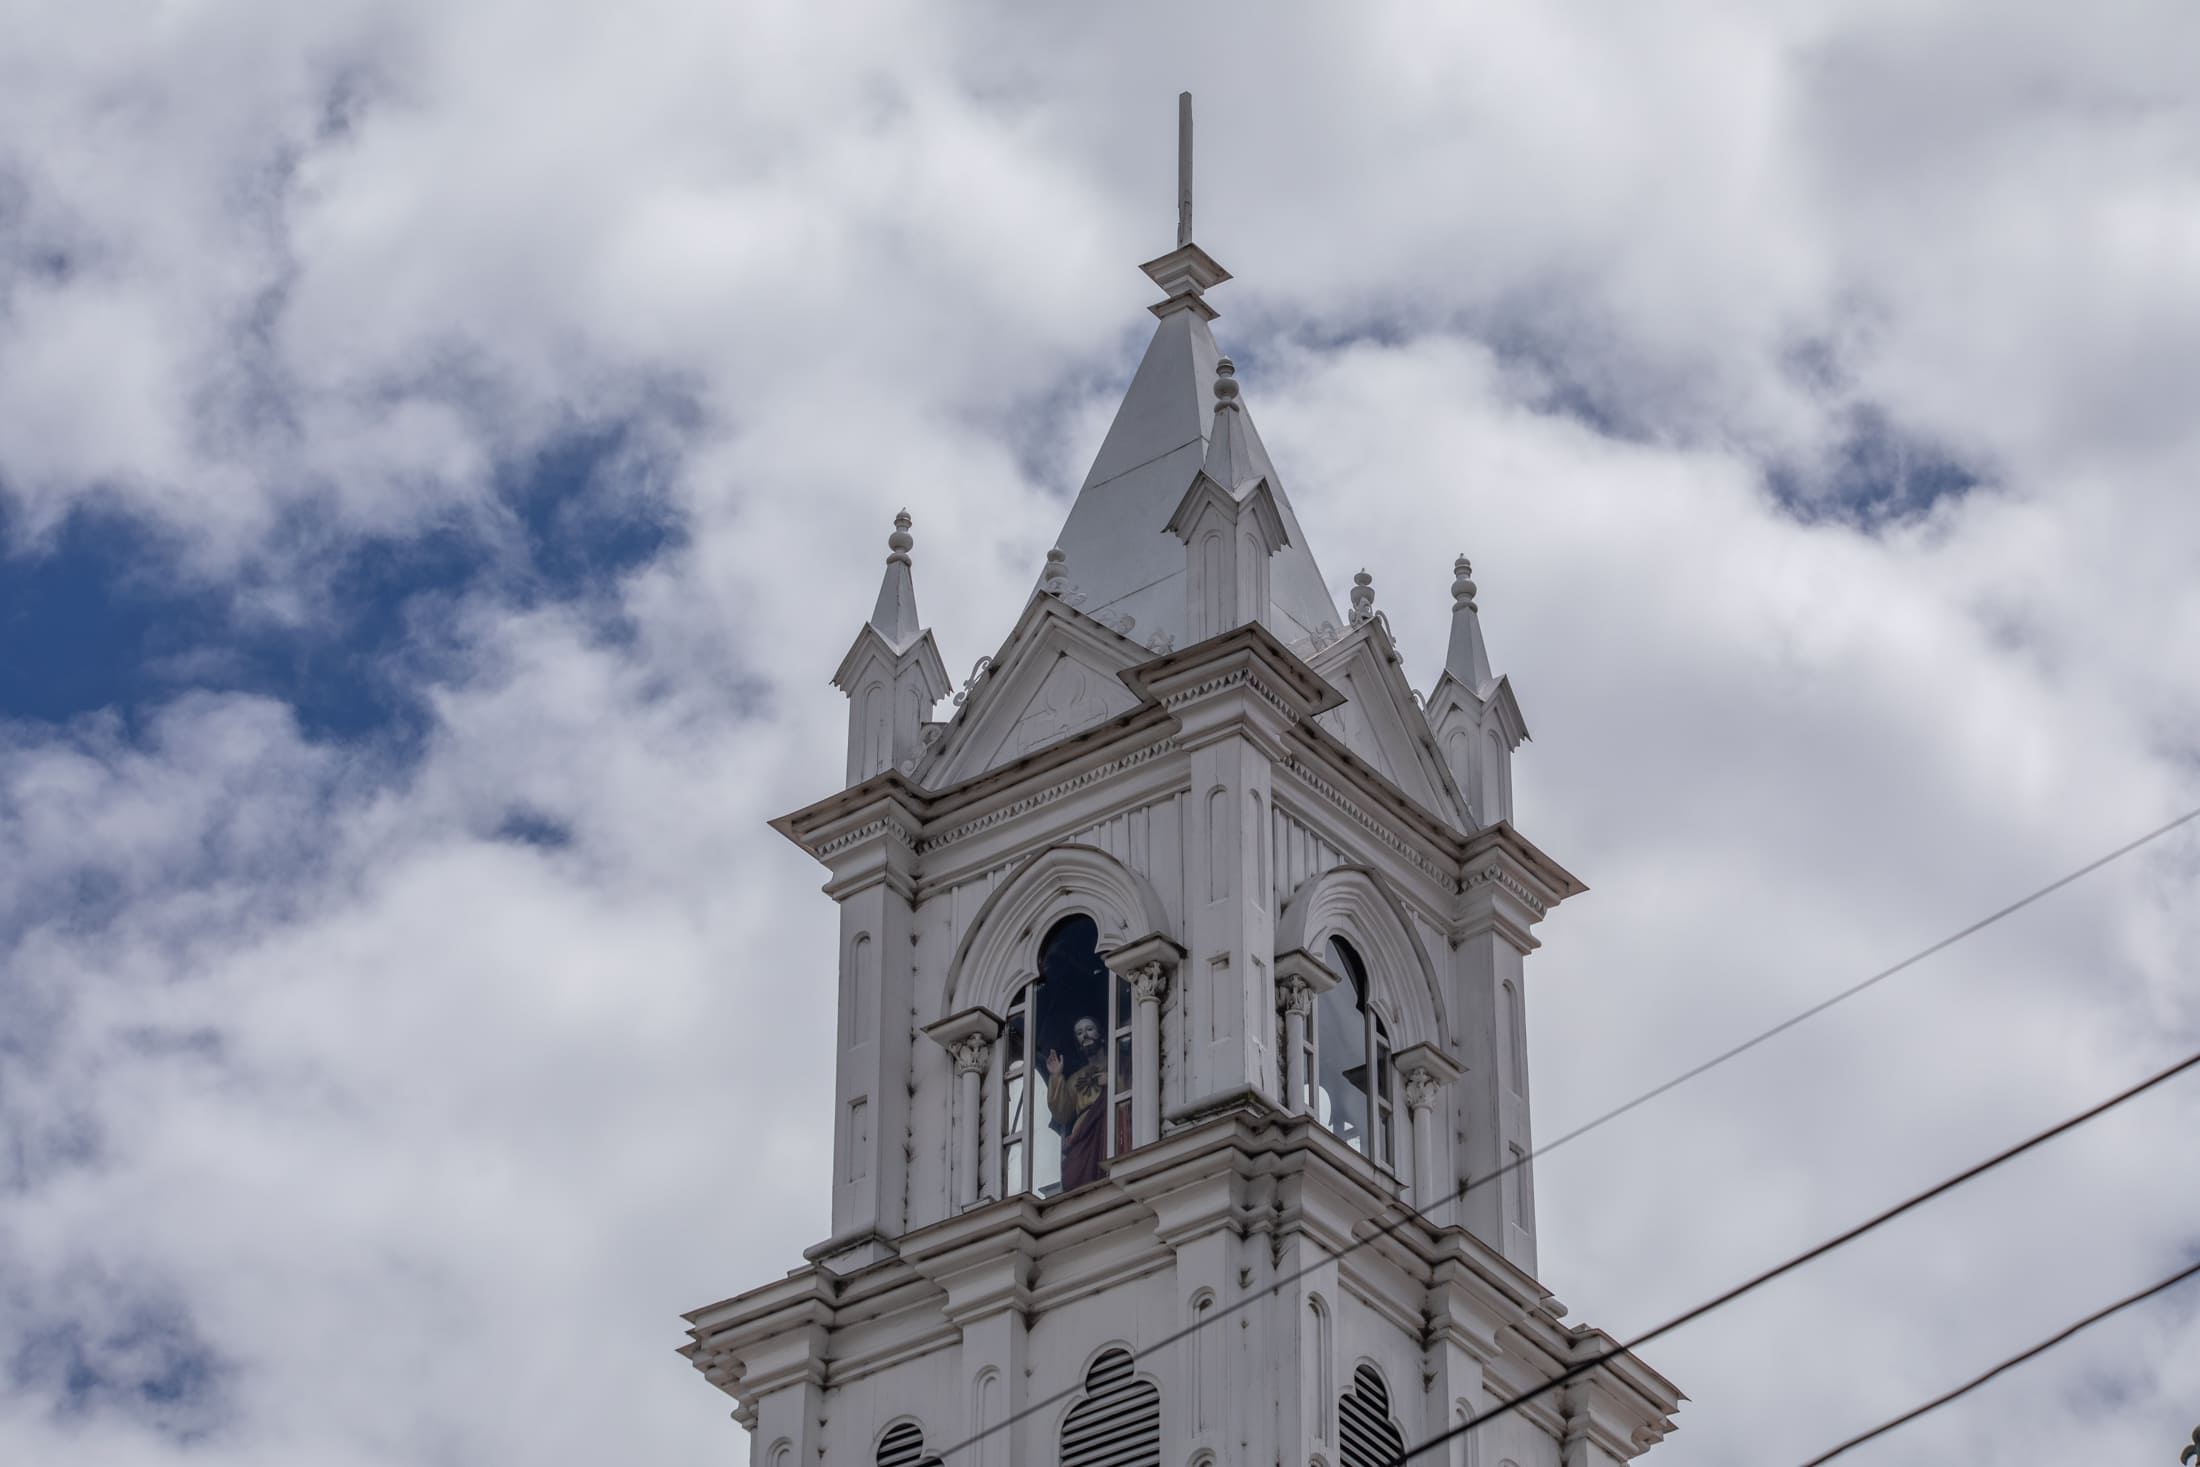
[1060,1348,1160,1467]
[999,915,1133,1197]
[1338,1363,1405,1467]
[1312,937,1395,1167]
[875,1421,943,1467]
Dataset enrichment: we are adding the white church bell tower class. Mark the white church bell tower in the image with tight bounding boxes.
[682,99,1683,1467]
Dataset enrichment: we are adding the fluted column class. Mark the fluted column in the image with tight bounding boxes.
[1103,933,1184,1150]
[923,1007,1004,1211]
[1273,949,1340,1116]
[950,1036,993,1207]
[1278,978,1315,1114]
[1405,1068,1442,1210]
[1393,1042,1463,1214]
[1128,964,1169,1146]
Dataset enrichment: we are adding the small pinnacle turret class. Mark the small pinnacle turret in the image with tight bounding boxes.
[833,508,951,785]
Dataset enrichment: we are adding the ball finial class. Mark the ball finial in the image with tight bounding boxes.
[887,509,914,562]
[1213,357,1240,405]
[1042,544,1070,596]
[1349,568,1376,625]
[1451,554,1477,611]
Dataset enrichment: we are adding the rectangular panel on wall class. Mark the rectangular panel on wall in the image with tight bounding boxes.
[845,1098,870,1182]
[850,933,877,1046]
[1151,792,1184,933]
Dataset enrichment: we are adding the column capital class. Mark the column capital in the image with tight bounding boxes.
[1127,964,1170,1004]
[1274,947,1341,1015]
[1394,1041,1463,1109]
[1104,931,1185,982]
[922,1006,1003,1073]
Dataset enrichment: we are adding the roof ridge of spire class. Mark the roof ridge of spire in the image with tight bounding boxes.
[867,509,924,652]
[1197,357,1264,494]
[1442,553,1495,691]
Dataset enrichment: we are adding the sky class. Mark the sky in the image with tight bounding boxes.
[2,1,2197,1463]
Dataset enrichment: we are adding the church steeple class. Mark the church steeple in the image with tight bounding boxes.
[686,99,1680,1467]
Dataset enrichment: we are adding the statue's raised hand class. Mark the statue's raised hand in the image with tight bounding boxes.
[1045,1049,1064,1080]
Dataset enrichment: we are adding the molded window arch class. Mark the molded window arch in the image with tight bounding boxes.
[1277,863,1448,1050]
[1311,936,1396,1167]
[999,915,1133,1197]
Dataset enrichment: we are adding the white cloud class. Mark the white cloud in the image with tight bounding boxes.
[2,0,2197,1463]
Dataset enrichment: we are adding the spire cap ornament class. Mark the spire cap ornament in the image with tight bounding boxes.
[1140,94,1229,318]
[1451,554,1477,612]
[1349,568,1376,626]
[1213,357,1241,406]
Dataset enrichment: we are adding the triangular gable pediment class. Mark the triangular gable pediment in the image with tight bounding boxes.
[917,594,1150,789]
[1427,669,1529,749]
[831,623,951,702]
[1306,620,1472,830]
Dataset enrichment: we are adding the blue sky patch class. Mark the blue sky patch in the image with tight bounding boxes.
[0,422,686,753]
[7,1289,234,1444]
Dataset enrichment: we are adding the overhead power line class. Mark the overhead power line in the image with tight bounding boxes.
[1379,1048,2200,1466]
[931,804,2200,1463]
[1791,1255,2200,1466]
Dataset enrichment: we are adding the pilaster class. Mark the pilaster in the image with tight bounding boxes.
[1449,825,1579,1273]
[1128,626,1340,1114]
[810,792,925,1264]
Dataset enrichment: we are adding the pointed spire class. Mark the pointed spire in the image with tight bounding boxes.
[1443,554,1495,690]
[868,509,923,652]
[1043,99,1341,653]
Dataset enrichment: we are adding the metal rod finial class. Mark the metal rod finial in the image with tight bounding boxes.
[1176,92,1193,248]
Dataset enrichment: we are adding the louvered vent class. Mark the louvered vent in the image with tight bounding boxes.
[1059,1347,1161,1467]
[1339,1363,1406,1467]
[875,1420,942,1467]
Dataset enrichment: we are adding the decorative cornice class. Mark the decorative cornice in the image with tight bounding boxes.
[1281,754,1451,888]
[915,737,1181,854]
[813,815,920,862]
[1157,665,1302,727]
[1464,861,1548,919]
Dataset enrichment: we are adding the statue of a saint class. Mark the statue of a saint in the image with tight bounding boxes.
[1045,1015,1109,1192]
